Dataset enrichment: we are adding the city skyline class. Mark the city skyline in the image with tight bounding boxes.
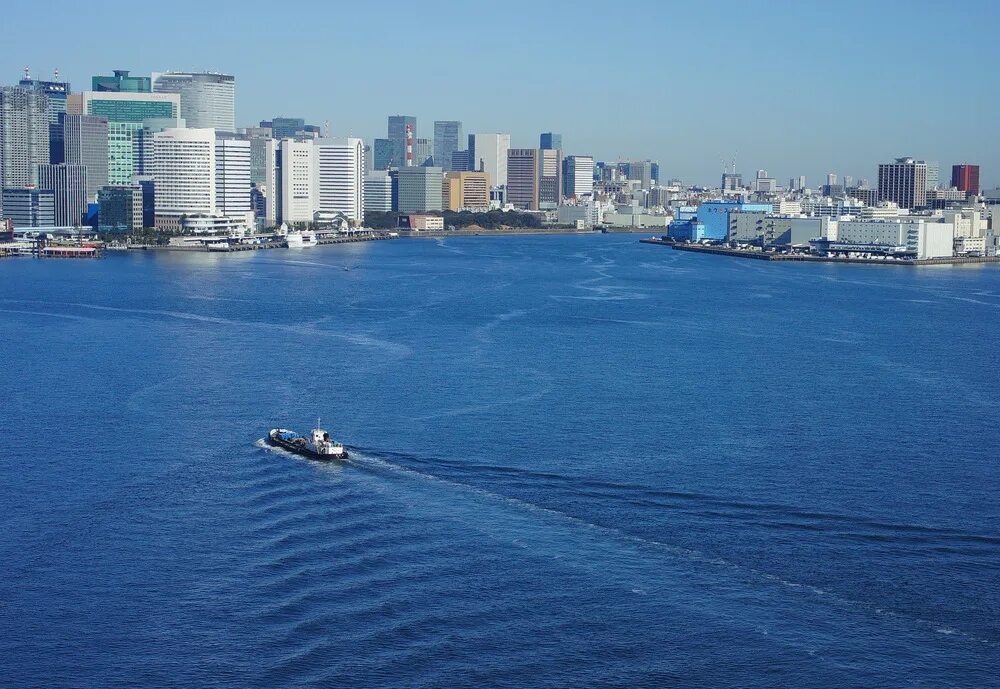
[1,0,996,188]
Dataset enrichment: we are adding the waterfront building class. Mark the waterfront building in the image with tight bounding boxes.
[264,138,315,226]
[372,138,394,171]
[507,148,539,210]
[433,121,463,172]
[388,115,416,169]
[152,72,236,132]
[833,218,953,259]
[540,132,562,151]
[442,171,490,211]
[250,184,266,222]
[727,212,830,246]
[399,214,444,230]
[70,91,180,185]
[951,164,980,196]
[877,157,928,209]
[695,200,773,240]
[152,128,216,230]
[1,187,55,228]
[0,87,50,195]
[364,172,393,214]
[396,166,443,213]
[563,155,595,198]
[92,70,151,93]
[215,136,252,219]
[37,164,88,226]
[468,133,510,187]
[538,148,563,208]
[97,185,144,232]
[314,138,365,224]
[61,114,109,200]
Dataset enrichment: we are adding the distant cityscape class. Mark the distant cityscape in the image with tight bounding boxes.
[0,67,997,260]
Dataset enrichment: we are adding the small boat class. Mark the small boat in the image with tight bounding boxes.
[285,230,318,248]
[267,420,348,460]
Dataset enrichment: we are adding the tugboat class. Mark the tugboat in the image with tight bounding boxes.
[267,420,349,460]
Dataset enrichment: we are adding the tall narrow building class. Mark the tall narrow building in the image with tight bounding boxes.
[951,164,980,196]
[387,115,416,169]
[877,157,928,210]
[468,133,510,187]
[215,136,252,219]
[507,148,539,210]
[264,139,315,225]
[0,86,50,190]
[563,155,594,198]
[538,148,562,208]
[152,72,236,132]
[314,138,365,224]
[37,163,88,226]
[62,114,109,200]
[433,121,463,171]
[152,128,216,229]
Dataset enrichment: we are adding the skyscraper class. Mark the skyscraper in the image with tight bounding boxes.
[413,138,433,167]
[507,148,539,210]
[37,163,88,226]
[396,166,443,213]
[215,137,252,218]
[62,114,109,200]
[628,160,655,190]
[563,156,594,198]
[538,148,562,208]
[264,139,315,225]
[152,72,236,132]
[71,91,180,185]
[314,138,366,224]
[433,121,463,172]
[468,133,510,187]
[372,139,394,171]
[924,161,939,191]
[540,132,562,151]
[0,86,50,191]
[364,172,393,214]
[877,157,928,210]
[387,115,416,169]
[951,164,980,196]
[19,72,71,126]
[92,70,151,93]
[152,128,216,229]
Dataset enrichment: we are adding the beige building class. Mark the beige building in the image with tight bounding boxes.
[443,171,490,211]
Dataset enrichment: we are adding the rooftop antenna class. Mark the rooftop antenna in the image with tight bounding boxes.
[23,65,30,80]
[324,119,331,138]
[54,67,60,80]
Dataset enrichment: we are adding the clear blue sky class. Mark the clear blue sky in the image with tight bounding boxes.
[4,0,997,187]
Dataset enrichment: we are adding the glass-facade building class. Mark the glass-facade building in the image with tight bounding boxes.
[92,70,151,93]
[433,121,462,172]
[80,93,179,185]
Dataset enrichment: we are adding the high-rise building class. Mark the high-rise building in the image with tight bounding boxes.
[540,132,562,151]
[538,148,562,208]
[62,114,108,200]
[468,133,510,187]
[97,185,144,232]
[372,138,394,171]
[19,72,71,126]
[152,72,236,132]
[826,173,837,186]
[215,137,251,218]
[1,187,55,227]
[388,115,416,169]
[450,150,471,172]
[951,164,980,196]
[443,171,490,211]
[92,70,151,93]
[798,175,807,190]
[263,117,320,140]
[877,157,928,210]
[264,138,315,225]
[924,161,939,191]
[396,166,442,213]
[563,156,594,198]
[70,91,180,185]
[413,138,433,167]
[628,160,655,190]
[152,128,216,229]
[314,138,365,224]
[507,148,539,210]
[0,87,50,194]
[37,163,88,226]
[364,172,393,214]
[433,121,463,172]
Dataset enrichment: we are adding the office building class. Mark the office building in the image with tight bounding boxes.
[396,166,442,213]
[37,163,88,226]
[264,138,315,225]
[152,72,236,132]
[563,156,594,198]
[215,137,252,218]
[261,117,321,140]
[70,91,180,185]
[450,150,471,172]
[0,87,50,194]
[538,148,562,208]
[92,70,151,93]
[540,132,562,150]
[388,115,416,169]
[1,187,55,227]
[442,171,490,211]
[372,138,394,171]
[877,157,928,210]
[364,172,393,214]
[413,138,432,167]
[468,133,510,187]
[433,121,463,171]
[97,185,144,232]
[507,148,539,210]
[924,161,939,191]
[62,114,109,200]
[314,138,365,224]
[951,164,980,196]
[152,128,216,229]
[628,160,655,190]
[19,72,71,126]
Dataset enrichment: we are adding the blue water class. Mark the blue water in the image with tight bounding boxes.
[1,235,998,688]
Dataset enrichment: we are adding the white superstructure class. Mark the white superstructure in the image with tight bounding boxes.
[469,133,510,187]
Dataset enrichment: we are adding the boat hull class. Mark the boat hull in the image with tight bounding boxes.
[266,433,349,461]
